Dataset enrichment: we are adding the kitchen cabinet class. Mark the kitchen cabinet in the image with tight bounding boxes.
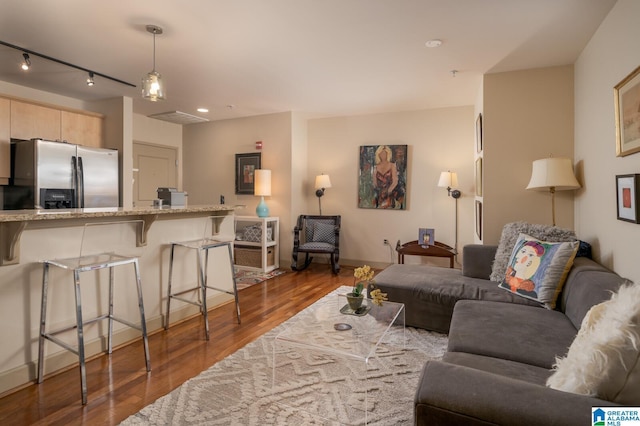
[10,100,61,141]
[0,98,9,182]
[61,111,103,147]
[234,216,280,273]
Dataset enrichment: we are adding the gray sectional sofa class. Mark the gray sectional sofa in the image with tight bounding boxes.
[371,243,628,425]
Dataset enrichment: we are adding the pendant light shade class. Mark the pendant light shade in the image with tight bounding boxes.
[142,25,165,101]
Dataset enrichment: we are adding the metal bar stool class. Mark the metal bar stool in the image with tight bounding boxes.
[165,215,240,340]
[37,220,151,405]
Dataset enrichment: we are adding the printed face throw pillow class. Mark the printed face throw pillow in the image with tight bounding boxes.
[498,233,578,309]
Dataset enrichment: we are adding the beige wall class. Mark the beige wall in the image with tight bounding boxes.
[574,0,640,284]
[482,66,575,244]
[307,107,475,267]
[182,112,299,259]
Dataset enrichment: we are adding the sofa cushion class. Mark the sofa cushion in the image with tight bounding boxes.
[498,233,578,309]
[447,300,577,369]
[557,257,626,329]
[443,352,551,386]
[547,282,640,404]
[415,360,615,426]
[490,222,576,282]
[372,264,541,332]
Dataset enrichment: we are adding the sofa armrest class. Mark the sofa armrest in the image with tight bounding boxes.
[461,245,497,279]
[415,361,617,426]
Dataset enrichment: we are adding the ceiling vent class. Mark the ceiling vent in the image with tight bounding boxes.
[148,111,209,125]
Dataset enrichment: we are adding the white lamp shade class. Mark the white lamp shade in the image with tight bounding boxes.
[315,174,332,190]
[526,158,580,191]
[254,169,272,196]
[438,171,458,188]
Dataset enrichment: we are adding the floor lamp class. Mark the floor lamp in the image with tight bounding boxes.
[526,158,580,226]
[438,171,461,254]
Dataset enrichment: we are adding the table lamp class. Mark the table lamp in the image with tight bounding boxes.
[254,169,271,218]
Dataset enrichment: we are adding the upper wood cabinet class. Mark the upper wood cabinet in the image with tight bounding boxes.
[10,100,61,141]
[8,99,104,147]
[0,98,10,181]
[61,111,103,147]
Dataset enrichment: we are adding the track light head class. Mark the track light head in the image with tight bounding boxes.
[86,71,95,86]
[21,53,30,70]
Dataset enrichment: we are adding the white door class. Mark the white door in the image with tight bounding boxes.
[133,142,178,207]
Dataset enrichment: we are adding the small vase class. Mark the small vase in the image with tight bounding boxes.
[346,292,364,310]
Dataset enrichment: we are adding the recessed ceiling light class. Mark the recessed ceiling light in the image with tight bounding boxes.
[425,39,443,48]
[197,108,209,113]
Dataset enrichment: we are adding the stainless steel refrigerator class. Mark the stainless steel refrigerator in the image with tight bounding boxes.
[9,138,119,209]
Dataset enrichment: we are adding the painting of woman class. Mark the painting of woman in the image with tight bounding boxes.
[358,144,407,209]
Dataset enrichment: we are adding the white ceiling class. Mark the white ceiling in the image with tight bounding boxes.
[0,0,617,123]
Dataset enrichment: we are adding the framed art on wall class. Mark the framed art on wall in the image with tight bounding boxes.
[358,144,408,210]
[476,113,483,153]
[616,174,640,223]
[475,200,483,239]
[615,65,640,157]
[475,157,483,197]
[235,153,261,194]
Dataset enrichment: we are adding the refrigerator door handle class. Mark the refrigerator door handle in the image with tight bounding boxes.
[72,156,79,208]
[77,156,85,208]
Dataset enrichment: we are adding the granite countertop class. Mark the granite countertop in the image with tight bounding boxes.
[0,205,235,222]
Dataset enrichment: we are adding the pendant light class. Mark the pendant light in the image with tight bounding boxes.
[142,24,166,101]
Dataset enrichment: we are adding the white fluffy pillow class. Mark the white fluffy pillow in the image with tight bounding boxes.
[546,281,640,404]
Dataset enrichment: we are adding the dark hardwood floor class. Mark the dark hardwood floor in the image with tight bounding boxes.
[0,264,352,426]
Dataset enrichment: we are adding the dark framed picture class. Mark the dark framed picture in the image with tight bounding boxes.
[418,228,435,246]
[235,153,261,194]
[475,200,483,239]
[614,65,640,157]
[616,174,640,223]
[358,144,408,210]
[476,113,483,153]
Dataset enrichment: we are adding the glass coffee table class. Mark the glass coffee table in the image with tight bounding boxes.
[272,286,405,424]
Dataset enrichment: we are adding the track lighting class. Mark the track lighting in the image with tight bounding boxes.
[0,40,136,88]
[142,25,166,101]
[21,53,30,70]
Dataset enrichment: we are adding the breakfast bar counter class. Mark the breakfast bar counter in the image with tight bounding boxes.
[0,205,235,266]
[0,204,240,395]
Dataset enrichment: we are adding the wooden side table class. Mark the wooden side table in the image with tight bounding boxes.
[397,240,456,268]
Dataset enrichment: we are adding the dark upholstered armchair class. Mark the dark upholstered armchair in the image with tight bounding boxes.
[291,215,341,274]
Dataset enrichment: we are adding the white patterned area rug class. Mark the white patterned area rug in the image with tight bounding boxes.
[120,290,447,425]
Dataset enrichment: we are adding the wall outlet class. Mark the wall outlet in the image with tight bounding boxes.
[383,239,389,245]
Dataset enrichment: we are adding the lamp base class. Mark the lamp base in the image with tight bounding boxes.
[256,196,269,218]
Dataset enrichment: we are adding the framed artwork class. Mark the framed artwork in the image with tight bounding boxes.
[616,174,640,223]
[235,153,261,194]
[418,228,435,246]
[476,113,483,153]
[615,65,640,157]
[475,157,483,197]
[358,144,408,210]
[475,200,483,239]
